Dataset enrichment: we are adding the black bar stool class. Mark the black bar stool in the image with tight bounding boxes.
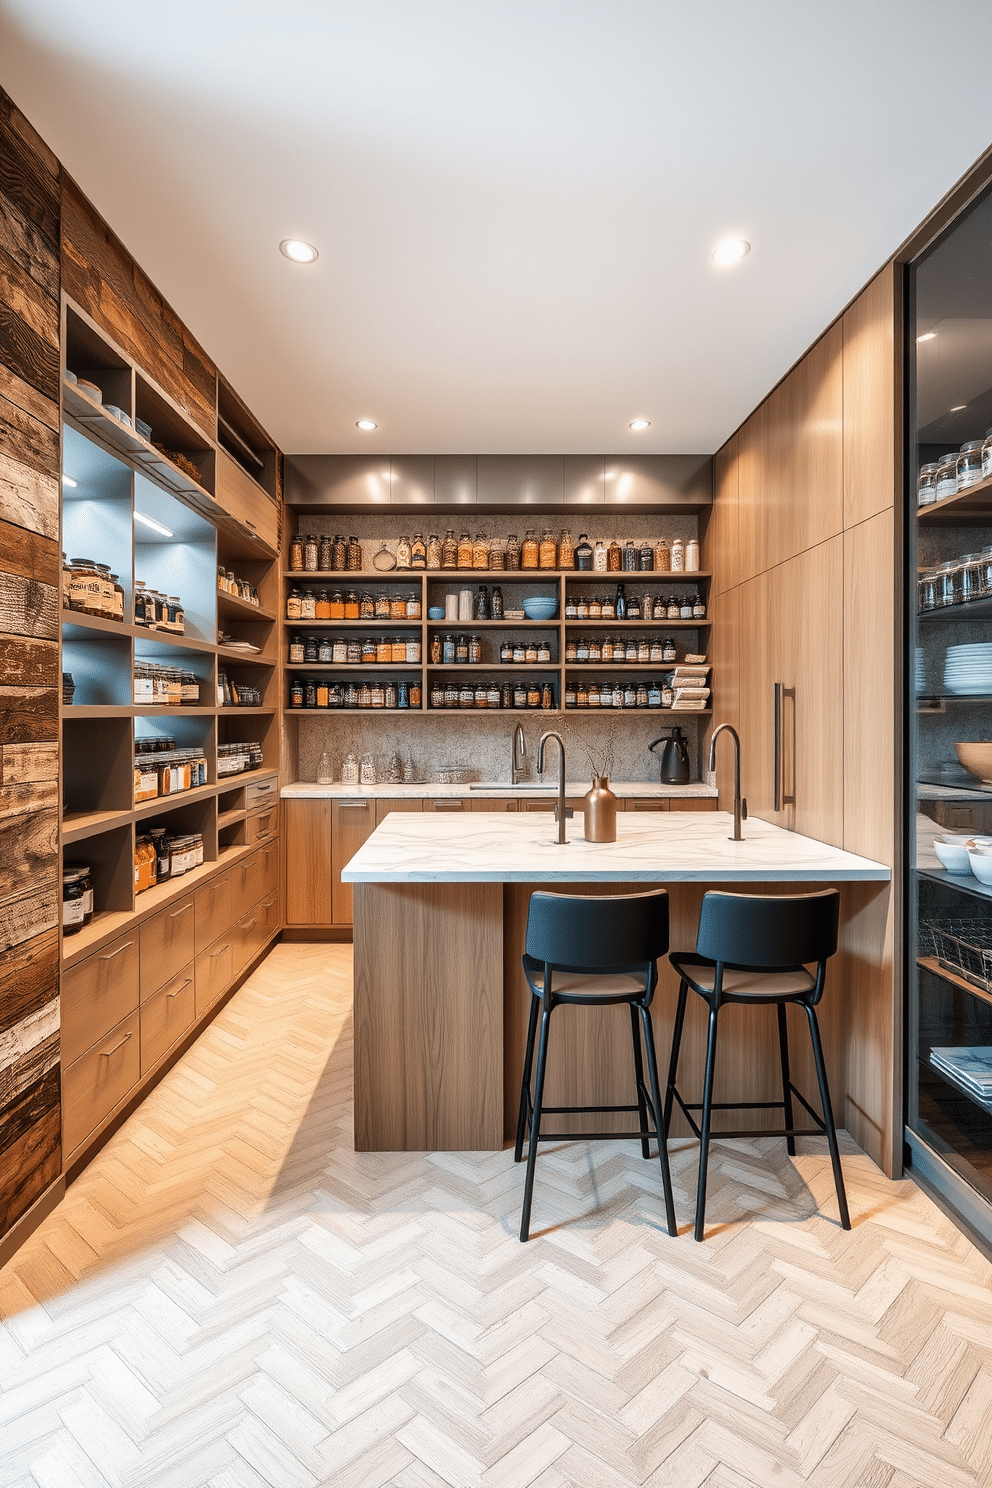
[666,888,850,1242]
[514,889,676,1242]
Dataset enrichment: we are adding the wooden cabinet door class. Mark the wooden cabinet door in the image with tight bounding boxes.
[331,799,376,925]
[139,896,195,1000]
[215,448,279,552]
[63,1010,140,1157]
[140,963,195,1075]
[375,798,423,826]
[194,872,233,955]
[195,934,234,1018]
[285,801,331,925]
[625,799,670,812]
[61,931,139,1066]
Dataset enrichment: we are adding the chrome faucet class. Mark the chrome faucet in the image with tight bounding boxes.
[511,723,527,785]
[537,730,572,845]
[708,723,747,842]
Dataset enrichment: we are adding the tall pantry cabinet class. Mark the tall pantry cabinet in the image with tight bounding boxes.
[707,266,900,1178]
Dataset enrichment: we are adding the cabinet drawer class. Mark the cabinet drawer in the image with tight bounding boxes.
[195,933,234,1018]
[245,775,278,812]
[194,872,233,955]
[231,848,263,912]
[375,799,423,825]
[140,963,195,1075]
[247,803,279,844]
[257,890,280,940]
[61,932,139,1066]
[139,896,196,999]
[216,448,278,552]
[232,905,265,977]
[257,836,280,900]
[63,1010,140,1156]
[625,799,670,812]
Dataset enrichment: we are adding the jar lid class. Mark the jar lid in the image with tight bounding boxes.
[960,440,985,453]
[69,557,97,566]
[938,453,958,464]
[920,463,939,474]
[63,863,90,878]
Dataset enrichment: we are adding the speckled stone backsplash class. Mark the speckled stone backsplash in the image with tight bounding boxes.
[294,712,704,785]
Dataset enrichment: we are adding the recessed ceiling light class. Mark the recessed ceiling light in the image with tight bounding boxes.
[951,404,967,412]
[917,331,937,342]
[628,419,651,431]
[356,419,377,431]
[134,511,174,538]
[279,239,319,264]
[62,474,77,488]
[712,237,750,266]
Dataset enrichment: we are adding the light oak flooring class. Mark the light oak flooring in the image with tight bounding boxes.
[3,943,992,1488]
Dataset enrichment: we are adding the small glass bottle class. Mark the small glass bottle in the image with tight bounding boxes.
[442,530,459,568]
[427,533,442,569]
[639,541,655,571]
[505,533,521,570]
[333,534,348,570]
[473,534,489,569]
[304,534,319,571]
[289,633,304,664]
[488,536,504,570]
[346,535,363,571]
[318,534,333,572]
[396,535,412,569]
[316,589,331,619]
[407,533,425,570]
[559,530,574,569]
[608,539,622,571]
[655,537,670,571]
[623,540,638,571]
[289,535,304,571]
[686,537,700,572]
[594,540,608,572]
[670,537,685,572]
[301,588,317,620]
[457,532,474,568]
[491,585,503,620]
[469,635,482,664]
[574,534,593,571]
[539,529,557,569]
[475,585,489,620]
[286,586,303,620]
[521,530,539,569]
[692,593,706,619]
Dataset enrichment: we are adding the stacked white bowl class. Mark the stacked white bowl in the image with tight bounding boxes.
[943,643,992,696]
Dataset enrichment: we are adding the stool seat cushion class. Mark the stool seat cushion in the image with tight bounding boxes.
[525,968,646,1000]
[671,956,815,999]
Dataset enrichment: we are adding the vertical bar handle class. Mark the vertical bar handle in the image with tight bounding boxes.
[774,682,796,810]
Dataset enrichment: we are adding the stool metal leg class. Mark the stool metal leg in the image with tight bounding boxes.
[694,1003,720,1242]
[802,1004,851,1230]
[519,1006,552,1242]
[776,1003,796,1157]
[629,1004,650,1159]
[515,993,541,1163]
[639,1005,677,1237]
[663,978,690,1134]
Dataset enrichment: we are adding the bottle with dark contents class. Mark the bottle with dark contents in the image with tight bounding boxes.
[319,534,333,571]
[475,585,489,620]
[574,534,593,571]
[333,534,347,570]
[491,586,503,620]
[505,534,521,570]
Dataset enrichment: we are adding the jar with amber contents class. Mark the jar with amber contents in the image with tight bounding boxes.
[457,533,474,569]
[558,530,574,569]
[505,533,521,570]
[521,529,539,569]
[134,837,157,895]
[373,591,390,619]
[389,593,406,620]
[346,536,363,571]
[539,529,557,569]
[375,637,391,663]
[358,591,375,620]
[344,591,360,619]
[473,534,489,569]
[442,530,458,568]
[427,534,442,569]
[316,589,331,620]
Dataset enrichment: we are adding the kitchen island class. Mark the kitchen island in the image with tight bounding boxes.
[343,811,890,1152]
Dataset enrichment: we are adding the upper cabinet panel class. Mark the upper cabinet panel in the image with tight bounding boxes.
[563,457,605,505]
[390,456,435,504]
[708,437,740,595]
[843,266,898,530]
[603,454,712,506]
[433,456,477,505]
[284,455,391,505]
[477,456,563,505]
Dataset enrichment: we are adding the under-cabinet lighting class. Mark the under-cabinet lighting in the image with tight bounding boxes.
[356,419,377,431]
[62,474,77,488]
[279,239,318,263]
[951,404,967,412]
[134,511,174,538]
[712,237,750,266]
[917,332,937,342]
[628,419,651,431]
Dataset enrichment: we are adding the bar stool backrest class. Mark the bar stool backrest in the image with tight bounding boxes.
[695,888,840,969]
[525,890,669,973]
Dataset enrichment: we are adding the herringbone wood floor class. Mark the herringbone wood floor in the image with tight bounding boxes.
[2,943,992,1488]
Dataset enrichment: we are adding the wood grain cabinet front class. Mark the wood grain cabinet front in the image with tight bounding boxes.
[194,873,233,956]
[139,897,195,1000]
[257,891,280,940]
[247,805,279,845]
[258,836,280,900]
[231,849,264,918]
[61,932,139,1067]
[331,799,375,925]
[195,935,234,1017]
[215,448,279,552]
[231,906,264,977]
[140,963,195,1075]
[63,1010,141,1157]
[285,800,331,925]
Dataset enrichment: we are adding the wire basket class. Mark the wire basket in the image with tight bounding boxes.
[924,918,992,993]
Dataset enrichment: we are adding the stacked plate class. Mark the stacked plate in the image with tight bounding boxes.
[943,643,992,696]
[915,647,927,696]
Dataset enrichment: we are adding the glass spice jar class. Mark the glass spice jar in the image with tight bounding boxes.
[333,534,347,570]
[608,539,622,571]
[289,535,304,571]
[344,590,360,619]
[346,536,363,571]
[395,535,412,569]
[318,534,333,571]
[473,534,489,569]
[359,591,375,620]
[304,534,319,571]
[559,530,574,569]
[411,533,427,569]
[655,537,670,571]
[316,589,331,620]
[442,530,458,568]
[427,534,442,569]
[505,533,521,570]
[539,529,557,569]
[521,529,539,569]
[374,591,390,619]
[300,588,317,620]
[457,533,474,568]
[488,536,504,570]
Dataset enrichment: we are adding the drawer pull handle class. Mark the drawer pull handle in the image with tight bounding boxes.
[209,944,231,958]
[244,518,257,531]
[99,941,134,960]
[241,918,257,931]
[433,801,464,811]
[253,783,273,793]
[169,904,193,919]
[339,801,370,809]
[261,895,278,908]
[167,978,193,1000]
[101,1032,133,1058]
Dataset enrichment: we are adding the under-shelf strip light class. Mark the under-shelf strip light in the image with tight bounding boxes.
[134,511,174,538]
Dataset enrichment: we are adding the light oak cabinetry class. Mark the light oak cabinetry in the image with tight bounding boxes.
[331,800,377,924]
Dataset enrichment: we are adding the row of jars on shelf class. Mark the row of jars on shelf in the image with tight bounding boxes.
[289,531,701,574]
[132,663,201,706]
[289,678,423,709]
[290,635,422,664]
[134,748,209,803]
[565,590,705,620]
[287,588,422,621]
[217,568,261,606]
[917,433,992,506]
[284,585,707,623]
[135,830,205,895]
[918,548,992,611]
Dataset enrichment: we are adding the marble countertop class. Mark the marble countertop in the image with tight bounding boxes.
[341,810,891,883]
[282,780,718,800]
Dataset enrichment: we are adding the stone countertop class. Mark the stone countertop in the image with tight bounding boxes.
[281,780,719,800]
[340,810,891,883]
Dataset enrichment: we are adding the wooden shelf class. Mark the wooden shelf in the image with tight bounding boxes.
[918,955,992,1010]
[64,705,216,719]
[217,646,276,665]
[426,664,555,672]
[62,809,130,843]
[565,619,709,629]
[283,569,713,582]
[918,472,992,526]
[217,589,276,621]
[288,663,423,671]
[287,618,424,628]
[63,609,219,654]
[288,707,426,716]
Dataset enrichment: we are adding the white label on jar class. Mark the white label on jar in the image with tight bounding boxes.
[63,896,84,926]
[82,885,93,916]
[134,677,153,704]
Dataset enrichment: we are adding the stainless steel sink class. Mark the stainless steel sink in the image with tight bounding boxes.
[469,781,585,791]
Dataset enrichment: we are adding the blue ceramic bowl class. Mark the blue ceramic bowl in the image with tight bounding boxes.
[427,606,445,620]
[521,596,559,620]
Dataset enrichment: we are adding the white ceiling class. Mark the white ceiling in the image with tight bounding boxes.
[3,1,992,456]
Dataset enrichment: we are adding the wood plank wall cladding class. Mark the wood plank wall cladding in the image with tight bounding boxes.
[0,90,62,1233]
[705,263,900,1177]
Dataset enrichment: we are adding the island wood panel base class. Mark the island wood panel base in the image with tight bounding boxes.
[353,877,887,1153]
[353,882,503,1150]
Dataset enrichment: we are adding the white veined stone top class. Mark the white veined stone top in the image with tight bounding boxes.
[341,810,890,884]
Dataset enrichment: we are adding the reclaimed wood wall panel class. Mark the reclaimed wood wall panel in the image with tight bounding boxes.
[61,178,217,437]
[0,87,61,1237]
